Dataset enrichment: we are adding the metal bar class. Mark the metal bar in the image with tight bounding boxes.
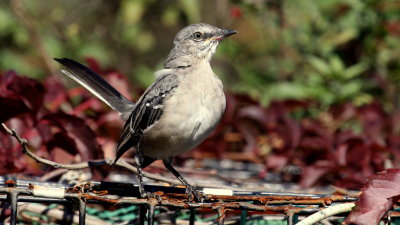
[147,203,155,225]
[9,191,18,225]
[139,205,146,225]
[240,210,247,225]
[391,216,400,225]
[216,207,225,225]
[288,212,299,225]
[62,203,74,225]
[0,195,68,204]
[0,183,390,224]
[0,199,10,222]
[189,208,195,225]
[293,213,299,224]
[78,198,86,225]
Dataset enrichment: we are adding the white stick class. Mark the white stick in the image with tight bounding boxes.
[295,203,355,225]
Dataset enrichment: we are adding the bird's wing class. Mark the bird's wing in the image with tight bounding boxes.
[114,73,180,162]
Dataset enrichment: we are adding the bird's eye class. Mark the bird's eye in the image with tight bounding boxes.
[193,32,204,41]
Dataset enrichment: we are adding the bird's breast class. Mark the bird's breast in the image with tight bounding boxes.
[139,72,226,159]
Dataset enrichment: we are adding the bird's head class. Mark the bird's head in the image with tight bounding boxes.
[165,23,237,68]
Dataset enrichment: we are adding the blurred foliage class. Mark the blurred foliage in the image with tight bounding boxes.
[0,0,400,132]
[1,0,400,111]
[227,0,400,109]
[3,0,400,191]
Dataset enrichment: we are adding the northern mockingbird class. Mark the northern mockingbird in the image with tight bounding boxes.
[55,23,237,200]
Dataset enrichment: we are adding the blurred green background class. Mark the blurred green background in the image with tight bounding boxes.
[1,0,400,110]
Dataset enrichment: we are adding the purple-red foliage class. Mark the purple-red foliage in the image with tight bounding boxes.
[344,169,400,225]
[0,59,132,176]
[191,98,400,189]
[1,58,399,192]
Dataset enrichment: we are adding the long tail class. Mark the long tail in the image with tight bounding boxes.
[54,58,134,118]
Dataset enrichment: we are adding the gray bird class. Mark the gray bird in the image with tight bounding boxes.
[55,23,237,200]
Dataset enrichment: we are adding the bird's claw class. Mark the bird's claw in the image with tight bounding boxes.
[140,192,163,203]
[186,185,208,202]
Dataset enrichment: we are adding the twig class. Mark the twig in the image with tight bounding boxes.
[2,122,107,169]
[295,203,355,225]
[1,123,178,183]
[1,123,237,189]
[39,168,69,181]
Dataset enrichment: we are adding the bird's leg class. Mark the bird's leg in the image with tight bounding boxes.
[163,157,207,202]
[134,154,147,198]
[134,154,163,204]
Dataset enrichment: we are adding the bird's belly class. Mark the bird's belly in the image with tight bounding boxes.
[140,84,225,159]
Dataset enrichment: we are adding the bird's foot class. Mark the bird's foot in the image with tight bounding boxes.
[139,191,163,203]
[146,192,163,203]
[186,185,208,202]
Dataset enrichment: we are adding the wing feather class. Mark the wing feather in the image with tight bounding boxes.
[114,74,179,162]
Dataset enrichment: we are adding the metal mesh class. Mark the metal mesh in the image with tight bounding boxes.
[2,175,400,225]
[0,175,373,225]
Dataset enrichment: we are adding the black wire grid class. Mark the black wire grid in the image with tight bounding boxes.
[1,176,400,225]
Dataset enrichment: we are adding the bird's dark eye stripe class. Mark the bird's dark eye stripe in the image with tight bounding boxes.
[192,32,214,41]
[203,33,213,39]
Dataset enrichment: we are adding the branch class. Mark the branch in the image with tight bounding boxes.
[39,168,69,181]
[1,123,180,183]
[1,123,235,189]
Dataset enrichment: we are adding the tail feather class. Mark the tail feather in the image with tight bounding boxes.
[54,58,134,117]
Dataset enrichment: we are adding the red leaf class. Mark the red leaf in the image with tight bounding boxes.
[329,102,356,122]
[357,102,386,142]
[0,71,45,122]
[299,119,332,151]
[40,113,103,160]
[3,71,45,113]
[265,154,288,170]
[0,98,30,123]
[0,118,44,175]
[237,105,268,125]
[43,76,68,111]
[299,161,335,188]
[105,71,132,101]
[344,169,400,225]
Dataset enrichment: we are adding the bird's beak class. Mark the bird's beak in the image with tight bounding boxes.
[222,29,238,38]
[212,29,238,41]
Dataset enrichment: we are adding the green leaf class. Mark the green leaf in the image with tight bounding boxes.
[353,93,373,106]
[327,28,358,47]
[261,82,311,105]
[339,80,363,99]
[329,56,345,76]
[307,56,332,75]
[343,62,368,79]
